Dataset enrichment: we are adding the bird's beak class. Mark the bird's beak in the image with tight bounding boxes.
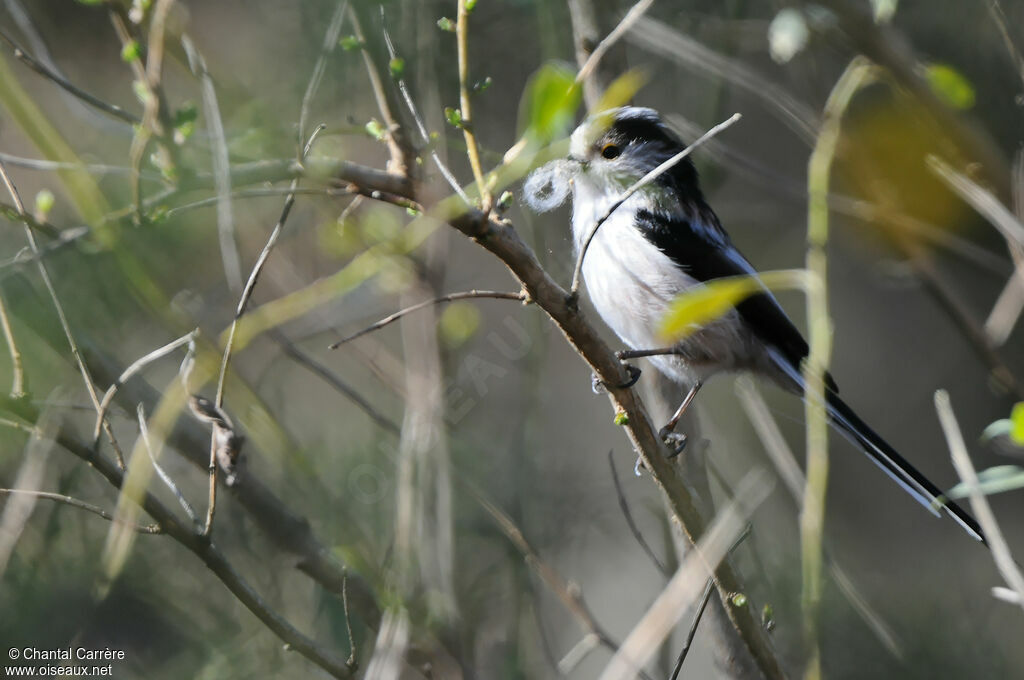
[567,153,588,170]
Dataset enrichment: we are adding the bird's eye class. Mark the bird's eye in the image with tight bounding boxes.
[600,143,621,160]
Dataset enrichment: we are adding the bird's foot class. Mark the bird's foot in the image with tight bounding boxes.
[591,363,641,394]
[659,427,689,458]
[634,430,688,476]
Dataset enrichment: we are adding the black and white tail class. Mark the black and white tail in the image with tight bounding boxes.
[768,351,985,543]
[825,391,984,543]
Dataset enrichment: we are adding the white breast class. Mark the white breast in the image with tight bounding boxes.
[570,177,753,385]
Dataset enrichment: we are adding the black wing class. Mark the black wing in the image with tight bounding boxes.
[634,208,837,392]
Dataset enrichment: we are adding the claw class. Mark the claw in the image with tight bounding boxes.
[592,363,642,392]
[660,429,688,458]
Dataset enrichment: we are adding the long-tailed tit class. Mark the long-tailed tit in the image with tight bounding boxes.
[562,106,982,542]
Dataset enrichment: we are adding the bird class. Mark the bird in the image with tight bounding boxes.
[564,105,983,542]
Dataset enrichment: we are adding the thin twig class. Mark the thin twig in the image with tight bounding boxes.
[926,155,1024,348]
[204,110,325,536]
[574,0,655,95]
[986,0,1024,89]
[668,578,714,680]
[298,1,349,151]
[182,36,242,291]
[627,16,818,144]
[137,403,199,525]
[0,488,162,533]
[67,347,383,630]
[271,330,401,435]
[380,8,470,204]
[48,422,356,678]
[802,58,873,680]
[570,113,742,295]
[900,237,1024,398]
[341,568,357,670]
[349,4,414,176]
[456,0,490,208]
[598,469,773,680]
[0,28,140,124]
[0,293,25,398]
[0,152,154,177]
[469,486,650,678]
[735,378,905,661]
[166,187,351,217]
[329,290,525,348]
[0,161,125,468]
[607,450,670,576]
[94,329,198,443]
[927,156,1024,247]
[935,390,1024,615]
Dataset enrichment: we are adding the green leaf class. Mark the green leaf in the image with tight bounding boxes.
[925,63,975,110]
[520,62,581,144]
[613,409,629,426]
[1011,402,1024,445]
[437,17,456,32]
[593,68,649,115]
[388,57,405,80]
[943,465,1024,502]
[465,0,478,11]
[658,270,808,343]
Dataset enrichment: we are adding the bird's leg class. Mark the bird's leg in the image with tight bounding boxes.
[659,379,703,457]
[617,347,679,361]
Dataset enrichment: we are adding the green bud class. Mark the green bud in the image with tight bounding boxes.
[731,593,748,607]
[436,17,455,32]
[365,119,386,141]
[472,76,492,92]
[339,35,361,51]
[496,190,513,212]
[34,190,55,219]
[389,57,405,80]
[121,40,141,62]
[444,107,464,128]
[466,0,478,11]
[613,410,629,426]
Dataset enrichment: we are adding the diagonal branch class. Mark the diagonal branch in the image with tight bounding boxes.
[0,28,140,124]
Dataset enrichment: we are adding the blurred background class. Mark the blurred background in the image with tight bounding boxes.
[1,0,1023,678]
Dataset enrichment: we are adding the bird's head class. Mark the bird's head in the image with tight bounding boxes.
[568,106,700,197]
